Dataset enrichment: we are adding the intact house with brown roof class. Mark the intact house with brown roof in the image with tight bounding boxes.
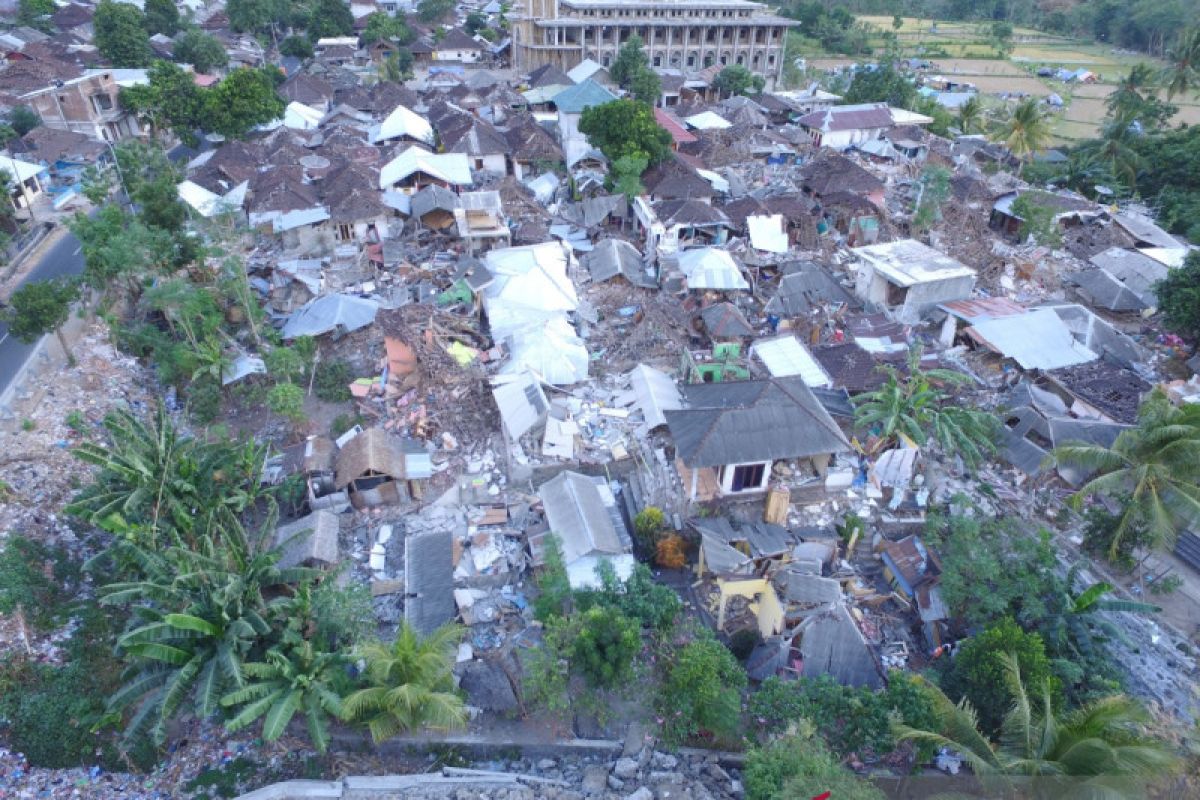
[795,102,898,150]
[280,73,334,112]
[432,29,488,64]
[434,110,509,176]
[665,377,851,502]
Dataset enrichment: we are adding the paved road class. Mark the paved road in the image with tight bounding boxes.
[0,229,86,397]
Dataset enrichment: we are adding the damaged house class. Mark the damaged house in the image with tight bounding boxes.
[334,427,431,508]
[666,377,850,501]
[852,239,976,324]
[533,470,635,589]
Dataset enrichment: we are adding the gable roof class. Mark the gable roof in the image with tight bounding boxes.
[799,152,883,197]
[436,28,486,52]
[505,114,563,162]
[765,265,855,316]
[655,198,730,227]
[538,471,629,564]
[796,602,883,689]
[583,238,654,287]
[373,103,434,144]
[280,73,333,107]
[666,377,850,467]
[379,146,472,188]
[797,102,894,133]
[528,62,574,89]
[552,78,617,114]
[643,158,713,200]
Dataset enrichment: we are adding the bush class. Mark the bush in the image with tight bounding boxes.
[576,562,682,633]
[571,606,640,688]
[186,375,222,425]
[0,534,81,630]
[655,533,687,569]
[313,360,353,402]
[657,633,746,745]
[633,506,665,549]
[267,382,306,423]
[744,726,885,800]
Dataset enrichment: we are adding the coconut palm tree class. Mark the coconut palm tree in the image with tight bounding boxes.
[895,653,1179,798]
[341,622,466,743]
[853,347,998,468]
[957,95,984,134]
[1038,564,1160,665]
[1106,63,1158,118]
[1096,114,1143,190]
[101,507,319,745]
[1053,389,1200,557]
[1163,26,1200,100]
[993,97,1051,173]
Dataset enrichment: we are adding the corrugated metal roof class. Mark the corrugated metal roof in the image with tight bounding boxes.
[939,297,1028,323]
[405,530,455,635]
[628,363,682,430]
[966,308,1096,371]
[797,603,883,689]
[752,336,832,388]
[538,471,629,566]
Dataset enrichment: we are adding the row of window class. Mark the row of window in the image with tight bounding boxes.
[577,8,755,19]
[598,50,777,69]
[564,25,779,44]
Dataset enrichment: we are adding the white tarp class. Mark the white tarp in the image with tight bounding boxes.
[372,104,435,145]
[379,146,472,189]
[747,214,788,254]
[281,294,379,338]
[503,316,589,386]
[222,355,266,385]
[696,168,730,194]
[751,336,832,387]
[282,101,323,130]
[677,247,749,291]
[685,111,732,130]
[483,242,578,339]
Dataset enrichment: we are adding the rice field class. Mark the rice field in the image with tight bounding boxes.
[815,16,1200,144]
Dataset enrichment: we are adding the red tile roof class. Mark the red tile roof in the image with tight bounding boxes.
[654,107,698,146]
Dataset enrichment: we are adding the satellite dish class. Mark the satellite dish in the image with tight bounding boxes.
[300,155,331,170]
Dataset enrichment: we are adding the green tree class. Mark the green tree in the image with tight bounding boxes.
[173,29,229,74]
[1153,250,1200,341]
[957,95,984,134]
[341,623,466,742]
[416,0,454,23]
[844,64,915,107]
[378,50,414,82]
[629,67,662,104]
[939,618,1060,735]
[226,0,279,35]
[142,0,179,36]
[80,164,113,204]
[100,507,318,745]
[69,205,177,291]
[571,606,639,688]
[610,153,648,199]
[135,173,187,233]
[1,277,80,358]
[853,347,997,469]
[360,12,412,46]
[204,67,286,139]
[120,60,207,144]
[657,633,746,744]
[579,99,672,166]
[610,34,649,86]
[1163,26,1200,99]
[1054,388,1200,557]
[1106,63,1176,130]
[714,64,765,97]
[17,0,56,32]
[280,35,314,58]
[94,0,152,67]
[992,97,1051,173]
[464,11,488,36]
[8,106,41,136]
[911,164,950,232]
[306,0,354,40]
[1010,193,1064,246]
[67,404,270,547]
[897,652,1178,797]
[745,724,886,800]
[267,382,306,424]
[533,534,573,622]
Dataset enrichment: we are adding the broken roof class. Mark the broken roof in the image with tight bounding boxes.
[274,509,339,569]
[799,152,883,197]
[584,238,655,287]
[628,363,682,430]
[281,293,378,339]
[538,471,630,566]
[491,371,549,440]
[967,308,1097,371]
[373,103,435,144]
[796,603,883,689]
[654,106,698,146]
[765,266,855,316]
[853,239,976,286]
[504,114,564,163]
[643,158,713,200]
[1079,247,1169,310]
[655,198,730,227]
[666,377,850,467]
[700,302,754,339]
[405,529,455,635]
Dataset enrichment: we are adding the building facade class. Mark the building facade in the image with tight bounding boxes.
[21,70,143,142]
[512,0,795,88]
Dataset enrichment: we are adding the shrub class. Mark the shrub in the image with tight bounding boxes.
[744,725,885,800]
[0,534,81,630]
[655,533,687,569]
[571,606,640,688]
[186,375,222,425]
[633,506,666,549]
[657,633,746,745]
[267,382,306,423]
[313,360,353,402]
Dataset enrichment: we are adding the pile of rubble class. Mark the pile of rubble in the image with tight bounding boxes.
[0,325,156,539]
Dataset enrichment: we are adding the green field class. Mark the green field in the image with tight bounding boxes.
[808,16,1200,145]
